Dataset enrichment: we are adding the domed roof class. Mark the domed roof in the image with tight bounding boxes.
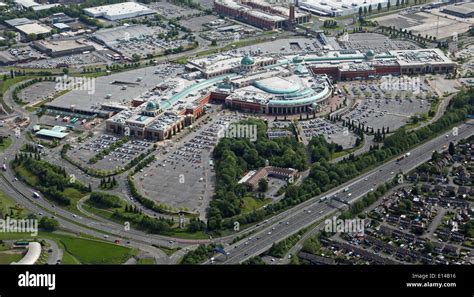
[146,101,158,111]
[241,55,254,66]
[293,55,304,63]
[366,50,375,57]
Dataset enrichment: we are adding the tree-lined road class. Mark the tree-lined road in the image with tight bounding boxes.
[212,120,474,264]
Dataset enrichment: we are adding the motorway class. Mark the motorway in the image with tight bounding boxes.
[1,78,473,264]
[212,120,474,264]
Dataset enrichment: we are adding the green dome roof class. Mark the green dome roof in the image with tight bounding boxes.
[146,101,158,111]
[293,55,303,63]
[366,50,375,57]
[241,55,255,65]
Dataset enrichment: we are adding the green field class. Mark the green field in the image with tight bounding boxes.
[0,232,137,264]
[241,197,271,214]
[0,251,23,264]
[0,137,12,152]
[59,237,136,264]
[137,258,155,265]
[0,188,28,218]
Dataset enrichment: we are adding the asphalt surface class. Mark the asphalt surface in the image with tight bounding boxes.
[211,120,474,264]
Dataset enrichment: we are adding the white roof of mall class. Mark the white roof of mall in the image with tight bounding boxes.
[83,2,156,20]
[11,242,41,265]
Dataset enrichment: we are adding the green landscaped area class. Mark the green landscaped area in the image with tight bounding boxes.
[0,251,23,264]
[82,195,209,240]
[59,236,136,264]
[137,258,155,265]
[0,76,37,112]
[0,137,12,152]
[12,161,88,216]
[0,232,137,264]
[0,188,28,218]
[241,197,271,214]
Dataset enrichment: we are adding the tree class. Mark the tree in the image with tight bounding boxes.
[27,33,36,41]
[39,217,59,231]
[132,54,141,62]
[387,1,391,10]
[377,3,382,12]
[358,7,363,15]
[448,142,455,156]
[258,178,268,192]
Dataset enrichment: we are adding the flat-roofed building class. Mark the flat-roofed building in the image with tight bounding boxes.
[15,22,52,36]
[32,39,95,57]
[84,2,156,21]
[442,2,474,18]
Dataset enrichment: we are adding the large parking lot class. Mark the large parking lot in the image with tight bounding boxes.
[237,38,321,55]
[69,134,154,171]
[344,97,430,131]
[299,118,357,149]
[374,10,473,40]
[180,15,224,32]
[18,81,58,105]
[19,52,108,69]
[111,33,192,58]
[340,33,419,53]
[135,112,242,217]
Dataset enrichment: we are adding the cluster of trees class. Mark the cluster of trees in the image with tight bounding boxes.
[187,218,206,233]
[89,192,122,209]
[242,256,266,265]
[169,0,202,10]
[207,119,308,230]
[81,67,103,74]
[133,155,155,174]
[39,217,59,232]
[112,210,173,234]
[99,176,117,190]
[89,136,129,164]
[340,183,392,219]
[22,143,41,154]
[7,70,53,79]
[13,154,89,206]
[105,63,142,72]
[124,204,143,214]
[380,26,436,45]
[181,244,219,264]
[323,20,338,29]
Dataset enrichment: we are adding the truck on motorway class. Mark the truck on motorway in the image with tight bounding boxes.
[2,163,6,171]
[397,152,411,162]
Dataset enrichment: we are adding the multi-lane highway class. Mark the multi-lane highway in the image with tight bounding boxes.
[212,120,474,264]
[2,85,473,265]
